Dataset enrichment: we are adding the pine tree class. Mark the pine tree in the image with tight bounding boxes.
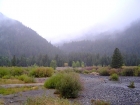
[111,48,123,68]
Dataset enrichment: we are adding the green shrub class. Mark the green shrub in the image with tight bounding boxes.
[134,67,140,76]
[44,73,63,89]
[18,75,35,83]
[10,67,23,76]
[73,69,83,74]
[29,68,36,77]
[24,77,34,83]
[110,73,119,81]
[56,72,83,98]
[121,67,135,76]
[99,69,110,76]
[0,67,9,78]
[46,67,54,77]
[2,75,11,79]
[44,72,83,98]
[128,81,135,88]
[83,70,91,74]
[30,67,54,77]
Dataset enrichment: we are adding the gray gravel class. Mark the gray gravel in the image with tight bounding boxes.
[77,74,140,105]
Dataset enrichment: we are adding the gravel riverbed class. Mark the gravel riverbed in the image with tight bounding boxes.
[77,74,140,105]
[0,74,140,105]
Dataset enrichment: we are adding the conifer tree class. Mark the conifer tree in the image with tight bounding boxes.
[111,48,123,68]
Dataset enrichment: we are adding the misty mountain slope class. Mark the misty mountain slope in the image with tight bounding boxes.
[0,13,61,57]
[60,20,140,56]
[116,20,140,55]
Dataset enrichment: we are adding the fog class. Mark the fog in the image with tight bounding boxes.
[0,0,140,44]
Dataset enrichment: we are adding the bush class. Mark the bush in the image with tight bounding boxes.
[99,69,110,76]
[0,67,9,78]
[10,67,23,76]
[29,68,36,77]
[44,73,63,89]
[18,75,35,83]
[30,67,54,77]
[109,69,118,75]
[2,75,11,79]
[56,72,82,98]
[109,73,119,81]
[121,67,136,76]
[134,67,140,76]
[73,69,83,74]
[44,72,83,98]
[83,70,91,74]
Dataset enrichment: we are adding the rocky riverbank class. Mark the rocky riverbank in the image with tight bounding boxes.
[77,74,140,105]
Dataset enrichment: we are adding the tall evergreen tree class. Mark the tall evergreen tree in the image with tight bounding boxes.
[111,48,123,68]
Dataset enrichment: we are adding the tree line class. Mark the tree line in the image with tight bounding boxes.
[0,48,139,67]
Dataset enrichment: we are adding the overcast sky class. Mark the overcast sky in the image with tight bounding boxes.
[0,0,140,44]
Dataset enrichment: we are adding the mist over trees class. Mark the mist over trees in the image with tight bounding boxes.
[0,13,140,67]
[59,20,140,66]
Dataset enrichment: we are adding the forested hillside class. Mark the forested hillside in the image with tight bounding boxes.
[0,13,62,58]
[0,12,140,67]
[60,20,140,66]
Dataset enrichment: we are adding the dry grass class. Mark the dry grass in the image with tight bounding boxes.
[0,86,39,95]
[25,96,80,105]
[0,99,4,105]
[0,78,24,85]
[91,99,110,105]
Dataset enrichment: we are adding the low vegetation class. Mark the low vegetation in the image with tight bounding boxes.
[25,96,80,105]
[0,86,39,95]
[91,99,110,105]
[0,78,24,84]
[29,67,54,77]
[44,73,63,89]
[56,72,82,98]
[0,67,55,84]
[98,68,110,76]
[18,74,35,83]
[0,66,54,78]
[44,72,83,98]
[94,66,140,77]
[0,99,4,105]
[128,81,135,88]
[109,73,119,81]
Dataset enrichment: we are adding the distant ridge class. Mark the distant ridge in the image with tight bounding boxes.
[0,12,61,58]
[60,19,140,57]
